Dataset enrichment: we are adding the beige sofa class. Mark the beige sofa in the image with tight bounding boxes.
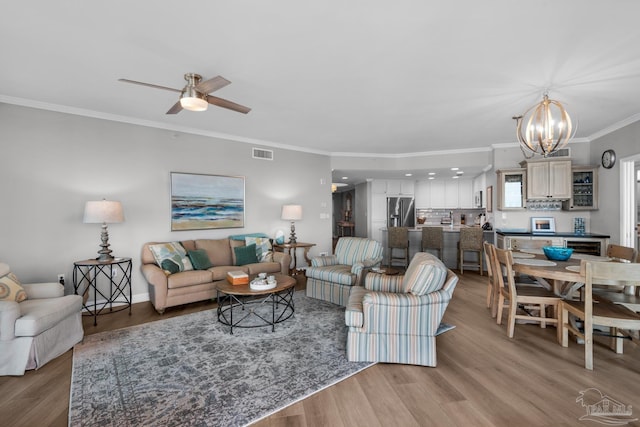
[141,238,291,313]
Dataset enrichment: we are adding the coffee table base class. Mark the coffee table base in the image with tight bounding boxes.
[217,287,295,334]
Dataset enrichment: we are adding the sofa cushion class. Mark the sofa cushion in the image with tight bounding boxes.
[246,262,282,275]
[167,270,213,289]
[195,239,233,267]
[209,265,248,281]
[0,272,27,302]
[245,237,274,262]
[148,242,194,273]
[187,249,214,270]
[306,265,356,286]
[15,295,82,337]
[403,253,448,296]
[234,244,258,266]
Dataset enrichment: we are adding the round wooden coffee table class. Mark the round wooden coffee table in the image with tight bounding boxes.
[216,273,296,334]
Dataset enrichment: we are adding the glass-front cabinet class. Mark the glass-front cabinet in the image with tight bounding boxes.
[497,168,526,210]
[563,166,599,210]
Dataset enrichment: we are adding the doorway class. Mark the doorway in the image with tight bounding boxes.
[620,154,640,252]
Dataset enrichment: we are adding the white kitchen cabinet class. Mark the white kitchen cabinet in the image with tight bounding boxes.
[371,179,387,194]
[400,180,415,195]
[444,181,459,208]
[430,181,446,208]
[415,180,431,208]
[371,193,387,222]
[458,180,474,208]
[525,159,572,200]
[386,179,414,196]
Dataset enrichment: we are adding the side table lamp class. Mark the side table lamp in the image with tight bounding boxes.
[83,199,125,262]
[281,204,302,244]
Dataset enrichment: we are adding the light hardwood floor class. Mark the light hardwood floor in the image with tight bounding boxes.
[1,273,639,427]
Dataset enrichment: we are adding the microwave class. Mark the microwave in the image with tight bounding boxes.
[474,191,483,208]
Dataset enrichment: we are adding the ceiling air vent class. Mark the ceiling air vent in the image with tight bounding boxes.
[546,148,571,158]
[252,148,274,160]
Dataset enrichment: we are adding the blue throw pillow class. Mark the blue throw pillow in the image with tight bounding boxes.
[187,249,214,270]
[234,243,258,266]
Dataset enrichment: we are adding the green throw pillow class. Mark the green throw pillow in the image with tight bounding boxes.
[188,249,214,270]
[160,259,181,274]
[234,243,258,266]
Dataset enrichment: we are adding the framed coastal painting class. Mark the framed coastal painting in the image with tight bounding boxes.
[170,172,245,231]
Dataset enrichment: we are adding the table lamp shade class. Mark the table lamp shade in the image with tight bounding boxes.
[83,200,124,262]
[281,204,302,244]
[281,204,302,221]
[83,200,125,224]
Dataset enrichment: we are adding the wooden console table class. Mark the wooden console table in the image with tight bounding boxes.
[273,242,316,275]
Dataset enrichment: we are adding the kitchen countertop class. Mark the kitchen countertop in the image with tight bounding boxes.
[382,225,492,233]
[496,229,610,238]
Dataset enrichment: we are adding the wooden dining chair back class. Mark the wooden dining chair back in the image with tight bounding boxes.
[510,238,552,251]
[494,247,562,338]
[560,261,640,370]
[606,244,637,263]
[483,242,500,318]
[458,227,484,275]
[388,226,410,269]
[421,226,444,260]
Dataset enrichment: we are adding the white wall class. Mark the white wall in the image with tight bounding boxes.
[590,121,640,244]
[0,104,332,301]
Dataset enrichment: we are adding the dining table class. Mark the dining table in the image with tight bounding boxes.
[510,249,612,297]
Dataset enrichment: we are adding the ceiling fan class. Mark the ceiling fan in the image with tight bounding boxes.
[118,73,251,115]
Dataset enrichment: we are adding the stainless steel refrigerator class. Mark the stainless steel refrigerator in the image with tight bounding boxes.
[387,197,415,228]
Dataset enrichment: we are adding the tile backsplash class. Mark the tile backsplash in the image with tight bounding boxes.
[416,208,486,225]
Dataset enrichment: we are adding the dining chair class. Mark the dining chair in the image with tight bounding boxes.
[458,227,484,275]
[606,244,637,262]
[387,227,409,269]
[494,247,562,338]
[483,242,498,317]
[421,226,444,260]
[559,261,640,370]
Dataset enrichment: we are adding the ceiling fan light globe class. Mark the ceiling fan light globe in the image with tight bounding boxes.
[180,96,208,111]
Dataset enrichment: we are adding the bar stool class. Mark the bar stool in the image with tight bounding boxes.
[421,226,444,260]
[388,227,409,269]
[458,227,484,275]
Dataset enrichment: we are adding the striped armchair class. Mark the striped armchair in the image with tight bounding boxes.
[305,237,383,306]
[345,252,458,367]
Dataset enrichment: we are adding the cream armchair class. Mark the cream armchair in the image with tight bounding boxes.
[0,263,83,376]
[345,252,458,366]
[305,237,384,306]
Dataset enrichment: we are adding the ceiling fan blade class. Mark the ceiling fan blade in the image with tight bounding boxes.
[118,78,182,93]
[206,95,251,114]
[196,76,231,94]
[166,101,183,114]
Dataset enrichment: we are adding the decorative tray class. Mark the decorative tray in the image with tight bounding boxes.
[250,279,277,291]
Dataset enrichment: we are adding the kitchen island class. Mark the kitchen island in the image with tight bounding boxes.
[381,226,494,270]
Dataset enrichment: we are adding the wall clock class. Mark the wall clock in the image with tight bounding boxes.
[601,149,616,169]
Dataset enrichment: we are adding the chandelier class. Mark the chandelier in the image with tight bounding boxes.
[513,93,574,157]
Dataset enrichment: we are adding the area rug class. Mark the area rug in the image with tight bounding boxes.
[69,292,373,427]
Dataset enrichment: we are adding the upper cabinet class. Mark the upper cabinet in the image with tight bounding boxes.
[563,166,599,210]
[373,179,415,196]
[497,168,526,210]
[415,179,473,208]
[524,159,572,200]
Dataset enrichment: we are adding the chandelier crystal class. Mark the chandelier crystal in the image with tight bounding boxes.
[514,93,573,157]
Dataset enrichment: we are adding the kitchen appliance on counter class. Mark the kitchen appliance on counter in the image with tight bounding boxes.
[387,197,415,228]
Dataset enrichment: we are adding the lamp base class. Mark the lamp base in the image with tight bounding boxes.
[288,221,297,244]
[96,223,115,262]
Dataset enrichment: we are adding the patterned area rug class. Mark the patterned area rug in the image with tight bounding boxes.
[69,292,373,426]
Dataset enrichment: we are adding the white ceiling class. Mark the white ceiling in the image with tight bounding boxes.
[2,1,640,166]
